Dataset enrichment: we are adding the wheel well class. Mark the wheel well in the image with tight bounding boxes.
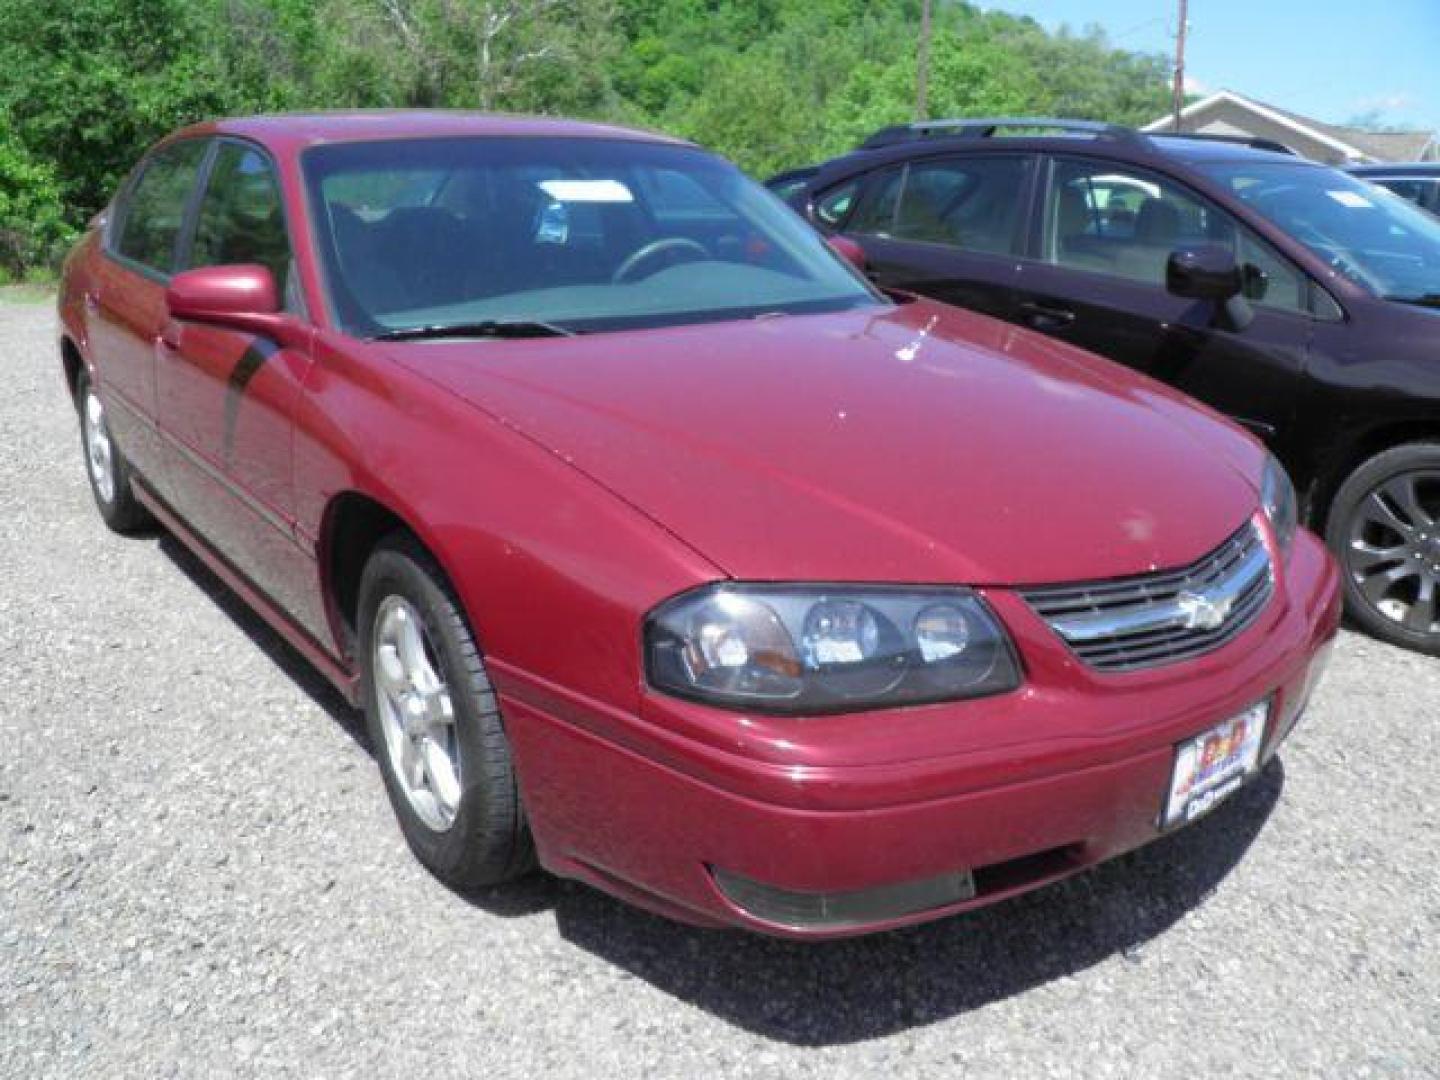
[60,337,83,403]
[324,493,416,657]
[1310,421,1440,529]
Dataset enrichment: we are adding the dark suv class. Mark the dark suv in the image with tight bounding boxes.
[1349,163,1440,216]
[772,118,1440,655]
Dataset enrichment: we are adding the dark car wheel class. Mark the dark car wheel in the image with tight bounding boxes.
[358,534,535,890]
[1326,442,1440,655]
[76,371,153,534]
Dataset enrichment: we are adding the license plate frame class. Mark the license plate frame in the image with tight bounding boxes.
[1162,700,1270,829]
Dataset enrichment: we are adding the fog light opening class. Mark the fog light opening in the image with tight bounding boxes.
[710,866,976,930]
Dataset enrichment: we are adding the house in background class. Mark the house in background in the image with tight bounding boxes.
[1143,89,1439,165]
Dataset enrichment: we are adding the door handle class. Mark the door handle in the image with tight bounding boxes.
[1018,302,1076,330]
[158,322,183,351]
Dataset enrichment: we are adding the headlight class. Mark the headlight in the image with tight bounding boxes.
[644,585,1021,714]
[1261,454,1298,557]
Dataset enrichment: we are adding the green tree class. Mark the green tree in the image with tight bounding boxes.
[313,0,619,112]
[0,0,232,219]
[0,0,1176,275]
[0,132,72,278]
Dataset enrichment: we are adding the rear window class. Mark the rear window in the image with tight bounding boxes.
[114,141,209,274]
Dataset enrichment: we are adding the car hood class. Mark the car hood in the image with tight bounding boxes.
[386,300,1265,585]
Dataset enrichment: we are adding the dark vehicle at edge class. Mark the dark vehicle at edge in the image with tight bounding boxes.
[1349,163,1440,217]
[772,118,1440,655]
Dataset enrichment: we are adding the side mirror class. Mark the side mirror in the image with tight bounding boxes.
[1166,245,1241,301]
[1166,245,1253,331]
[165,264,302,345]
[828,235,868,273]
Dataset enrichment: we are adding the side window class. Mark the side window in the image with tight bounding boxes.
[113,141,209,274]
[1235,229,1307,313]
[1044,159,1308,313]
[1373,178,1429,208]
[187,143,292,297]
[640,169,731,220]
[1383,178,1440,214]
[847,158,1028,255]
[812,178,861,230]
[891,157,1028,254]
[847,167,904,235]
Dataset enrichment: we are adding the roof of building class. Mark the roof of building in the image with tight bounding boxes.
[1143,90,1436,163]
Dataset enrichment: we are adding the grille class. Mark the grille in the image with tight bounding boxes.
[1022,521,1273,673]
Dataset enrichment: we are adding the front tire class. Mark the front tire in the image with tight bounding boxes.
[76,371,152,534]
[1325,442,1440,655]
[358,534,534,890]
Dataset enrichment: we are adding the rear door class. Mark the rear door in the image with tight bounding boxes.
[833,153,1035,321]
[1012,155,1325,452]
[158,139,316,617]
[92,139,210,494]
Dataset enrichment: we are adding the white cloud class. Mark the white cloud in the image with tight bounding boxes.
[1183,73,1212,96]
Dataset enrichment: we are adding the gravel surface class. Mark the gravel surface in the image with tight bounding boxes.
[2,292,1437,1079]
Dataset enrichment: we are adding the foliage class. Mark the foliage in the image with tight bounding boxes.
[0,132,73,278]
[0,0,1176,274]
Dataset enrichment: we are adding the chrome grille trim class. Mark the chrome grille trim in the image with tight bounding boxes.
[1022,521,1273,673]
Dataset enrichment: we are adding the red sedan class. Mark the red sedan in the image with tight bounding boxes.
[58,113,1340,937]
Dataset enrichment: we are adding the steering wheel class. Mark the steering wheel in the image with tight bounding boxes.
[612,237,709,283]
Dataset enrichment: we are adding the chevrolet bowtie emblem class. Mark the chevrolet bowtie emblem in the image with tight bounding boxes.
[1176,590,1232,631]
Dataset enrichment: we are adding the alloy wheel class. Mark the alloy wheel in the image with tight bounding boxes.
[1344,470,1440,636]
[82,388,116,504]
[372,595,462,832]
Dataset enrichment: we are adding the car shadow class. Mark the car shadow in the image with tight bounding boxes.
[156,535,368,750]
[155,530,1285,1044]
[541,761,1284,1045]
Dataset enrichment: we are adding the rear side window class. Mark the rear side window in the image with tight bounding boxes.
[847,157,1029,255]
[187,143,292,295]
[114,141,208,274]
[636,168,731,218]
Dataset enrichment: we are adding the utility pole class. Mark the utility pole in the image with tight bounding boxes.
[1171,0,1188,131]
[916,0,932,121]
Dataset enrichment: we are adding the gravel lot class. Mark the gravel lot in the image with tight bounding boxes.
[2,291,1437,1079]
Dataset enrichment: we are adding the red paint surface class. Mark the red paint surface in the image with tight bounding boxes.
[59,113,1341,936]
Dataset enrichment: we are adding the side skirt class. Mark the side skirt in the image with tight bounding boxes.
[132,480,362,707]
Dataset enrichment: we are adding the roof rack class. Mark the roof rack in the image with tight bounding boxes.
[858,117,1137,150]
[1147,131,1297,156]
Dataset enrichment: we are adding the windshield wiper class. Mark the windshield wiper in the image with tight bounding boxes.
[372,319,576,342]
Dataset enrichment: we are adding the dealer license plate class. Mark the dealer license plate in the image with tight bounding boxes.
[1163,701,1269,828]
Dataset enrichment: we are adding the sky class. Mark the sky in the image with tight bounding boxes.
[980,0,1440,132]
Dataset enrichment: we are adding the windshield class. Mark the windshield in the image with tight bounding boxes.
[1197,160,1440,304]
[302,137,883,337]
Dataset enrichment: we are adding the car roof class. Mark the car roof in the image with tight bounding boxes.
[797,130,1307,191]
[1148,136,1304,165]
[164,110,691,153]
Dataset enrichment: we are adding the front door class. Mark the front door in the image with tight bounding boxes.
[157,140,316,619]
[92,139,210,491]
[1014,156,1323,457]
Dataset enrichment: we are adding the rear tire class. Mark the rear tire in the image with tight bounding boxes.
[76,371,152,534]
[358,533,535,890]
[1325,442,1440,655]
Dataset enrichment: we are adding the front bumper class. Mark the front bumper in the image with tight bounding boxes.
[494,529,1341,938]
